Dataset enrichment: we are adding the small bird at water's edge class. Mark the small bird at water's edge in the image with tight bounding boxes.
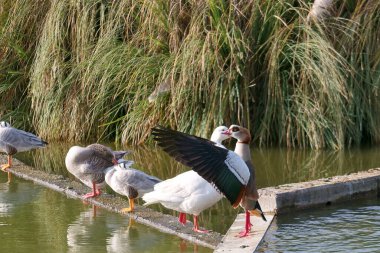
[105,159,161,213]
[0,121,48,182]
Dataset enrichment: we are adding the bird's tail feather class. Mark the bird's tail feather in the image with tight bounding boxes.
[249,201,267,221]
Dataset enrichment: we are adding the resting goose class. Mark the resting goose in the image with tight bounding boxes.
[0,121,48,182]
[105,160,161,213]
[65,143,128,198]
[0,121,48,172]
[228,124,266,237]
[143,126,231,233]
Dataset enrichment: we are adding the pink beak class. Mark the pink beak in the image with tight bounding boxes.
[222,130,231,136]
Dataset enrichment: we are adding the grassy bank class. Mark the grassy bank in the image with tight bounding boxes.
[0,0,379,149]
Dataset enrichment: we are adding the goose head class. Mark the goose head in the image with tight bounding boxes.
[86,143,118,165]
[0,121,11,128]
[228,125,251,144]
[210,126,231,143]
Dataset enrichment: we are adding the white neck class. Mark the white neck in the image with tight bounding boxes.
[210,135,222,145]
[234,142,251,162]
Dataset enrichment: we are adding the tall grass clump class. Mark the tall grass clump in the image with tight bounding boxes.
[0,0,379,149]
[337,0,380,145]
[0,0,50,130]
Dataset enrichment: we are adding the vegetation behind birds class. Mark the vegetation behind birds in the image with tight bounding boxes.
[0,0,379,149]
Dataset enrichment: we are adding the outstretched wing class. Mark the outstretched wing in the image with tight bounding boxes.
[151,125,250,207]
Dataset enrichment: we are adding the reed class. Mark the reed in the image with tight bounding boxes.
[0,0,378,149]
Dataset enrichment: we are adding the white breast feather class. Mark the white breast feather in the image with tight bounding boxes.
[224,151,250,185]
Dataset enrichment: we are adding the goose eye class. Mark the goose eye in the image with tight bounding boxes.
[231,126,239,132]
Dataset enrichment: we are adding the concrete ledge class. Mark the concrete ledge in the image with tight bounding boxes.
[214,214,274,253]
[1,156,223,249]
[258,168,380,214]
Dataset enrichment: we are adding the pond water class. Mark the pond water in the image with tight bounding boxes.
[9,142,380,252]
[257,198,380,252]
[0,172,211,253]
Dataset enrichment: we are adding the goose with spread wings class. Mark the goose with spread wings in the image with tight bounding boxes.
[151,125,251,205]
[143,126,231,233]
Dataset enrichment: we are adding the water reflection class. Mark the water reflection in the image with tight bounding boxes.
[0,178,38,217]
[67,204,208,253]
[106,219,160,253]
[67,205,102,252]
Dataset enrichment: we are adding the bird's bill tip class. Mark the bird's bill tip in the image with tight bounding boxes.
[222,129,231,136]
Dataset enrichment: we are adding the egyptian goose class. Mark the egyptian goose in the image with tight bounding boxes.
[65,143,128,198]
[144,126,233,233]
[228,124,266,237]
[105,160,161,213]
[0,121,48,181]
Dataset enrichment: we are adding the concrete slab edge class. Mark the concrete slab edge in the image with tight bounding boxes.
[258,168,380,214]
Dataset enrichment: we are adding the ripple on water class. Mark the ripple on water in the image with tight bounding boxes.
[258,198,380,253]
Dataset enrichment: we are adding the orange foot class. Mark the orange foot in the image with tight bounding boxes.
[121,207,133,213]
[1,164,10,172]
[121,199,135,213]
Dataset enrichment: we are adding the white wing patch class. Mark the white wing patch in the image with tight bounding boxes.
[214,143,226,149]
[224,151,250,185]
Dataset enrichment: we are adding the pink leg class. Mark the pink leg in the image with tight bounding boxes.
[238,210,252,237]
[83,182,101,198]
[192,215,209,233]
[178,212,187,225]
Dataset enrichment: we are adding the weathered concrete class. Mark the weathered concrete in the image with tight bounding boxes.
[258,168,380,214]
[1,156,223,249]
[214,214,274,253]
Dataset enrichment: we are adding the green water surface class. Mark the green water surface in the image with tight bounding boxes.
[257,198,380,252]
